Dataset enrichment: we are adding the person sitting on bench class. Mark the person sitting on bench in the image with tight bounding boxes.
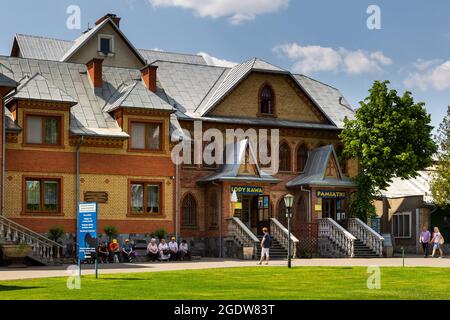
[179,240,191,261]
[169,237,179,261]
[147,238,159,262]
[121,239,136,263]
[109,239,121,263]
[158,238,171,261]
[97,242,109,263]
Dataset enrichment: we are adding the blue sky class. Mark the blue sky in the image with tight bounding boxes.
[1,0,449,129]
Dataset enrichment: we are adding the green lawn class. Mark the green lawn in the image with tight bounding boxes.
[0,267,449,300]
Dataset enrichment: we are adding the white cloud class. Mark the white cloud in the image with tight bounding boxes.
[273,42,392,75]
[198,52,238,68]
[148,0,289,25]
[404,59,450,91]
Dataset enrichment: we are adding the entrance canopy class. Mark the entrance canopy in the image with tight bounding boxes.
[198,139,279,184]
[287,145,356,188]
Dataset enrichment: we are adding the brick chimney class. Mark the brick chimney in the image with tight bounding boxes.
[141,65,158,92]
[86,58,103,88]
[95,13,121,28]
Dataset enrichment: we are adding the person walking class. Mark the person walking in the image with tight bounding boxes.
[419,226,431,257]
[431,227,444,258]
[257,227,271,265]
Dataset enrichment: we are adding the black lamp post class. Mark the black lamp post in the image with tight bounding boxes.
[283,194,294,268]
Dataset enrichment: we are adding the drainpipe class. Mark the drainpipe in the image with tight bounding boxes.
[300,186,312,222]
[75,136,84,244]
[212,181,222,258]
[1,90,16,217]
[175,135,183,241]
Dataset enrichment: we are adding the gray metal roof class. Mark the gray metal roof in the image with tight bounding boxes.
[294,75,355,128]
[103,80,173,113]
[0,73,18,88]
[198,139,279,183]
[11,72,77,104]
[13,33,206,66]
[287,145,356,188]
[139,49,207,65]
[13,34,73,61]
[199,58,287,115]
[152,60,226,115]
[0,56,175,138]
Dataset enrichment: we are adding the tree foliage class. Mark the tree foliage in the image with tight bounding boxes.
[340,81,437,220]
[430,106,450,207]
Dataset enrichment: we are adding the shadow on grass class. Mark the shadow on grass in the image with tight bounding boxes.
[100,278,149,281]
[0,285,43,292]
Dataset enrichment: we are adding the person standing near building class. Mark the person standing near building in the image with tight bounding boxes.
[258,227,271,265]
[419,226,431,257]
[431,227,444,258]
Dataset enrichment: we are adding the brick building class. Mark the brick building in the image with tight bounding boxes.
[0,14,384,260]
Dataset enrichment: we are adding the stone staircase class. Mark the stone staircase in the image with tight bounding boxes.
[318,217,384,258]
[256,235,288,260]
[0,215,64,265]
[353,239,380,258]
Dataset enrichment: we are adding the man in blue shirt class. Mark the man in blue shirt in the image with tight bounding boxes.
[258,227,271,265]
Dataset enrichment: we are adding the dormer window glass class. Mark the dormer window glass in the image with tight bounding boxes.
[259,84,275,115]
[98,35,114,56]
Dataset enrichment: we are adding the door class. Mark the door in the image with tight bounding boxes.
[322,198,336,220]
[257,195,270,235]
[241,196,252,228]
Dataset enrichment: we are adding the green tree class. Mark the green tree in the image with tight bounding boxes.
[430,106,450,207]
[340,81,437,220]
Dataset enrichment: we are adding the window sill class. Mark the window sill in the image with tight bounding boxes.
[181,226,199,230]
[128,148,165,154]
[126,213,166,219]
[21,211,63,217]
[257,113,277,118]
[22,143,64,149]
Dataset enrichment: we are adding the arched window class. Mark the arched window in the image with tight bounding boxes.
[181,193,197,228]
[277,198,287,226]
[209,192,218,227]
[259,85,275,115]
[259,142,271,168]
[296,144,308,172]
[279,142,291,172]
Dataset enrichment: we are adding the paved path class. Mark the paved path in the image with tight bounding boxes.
[1,256,449,281]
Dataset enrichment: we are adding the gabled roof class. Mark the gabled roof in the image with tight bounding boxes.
[294,75,355,128]
[12,33,207,65]
[198,58,287,115]
[103,81,174,113]
[0,73,18,88]
[198,139,279,183]
[287,145,356,188]
[12,34,74,61]
[60,18,147,65]
[8,72,77,105]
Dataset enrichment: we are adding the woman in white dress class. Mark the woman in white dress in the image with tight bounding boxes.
[431,227,444,258]
[158,238,171,261]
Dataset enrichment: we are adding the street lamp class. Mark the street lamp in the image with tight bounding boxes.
[283,194,294,268]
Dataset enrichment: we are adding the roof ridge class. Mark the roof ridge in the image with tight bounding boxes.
[194,68,229,112]
[139,48,204,58]
[151,59,227,69]
[294,73,339,91]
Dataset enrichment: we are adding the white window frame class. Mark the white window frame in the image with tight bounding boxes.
[392,211,412,238]
[98,34,115,56]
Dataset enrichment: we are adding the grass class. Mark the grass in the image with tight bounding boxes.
[0,266,449,300]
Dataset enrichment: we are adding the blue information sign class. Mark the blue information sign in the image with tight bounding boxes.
[77,202,98,260]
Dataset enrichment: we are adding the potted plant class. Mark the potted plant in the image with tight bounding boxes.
[103,225,118,242]
[0,241,33,268]
[153,228,167,240]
